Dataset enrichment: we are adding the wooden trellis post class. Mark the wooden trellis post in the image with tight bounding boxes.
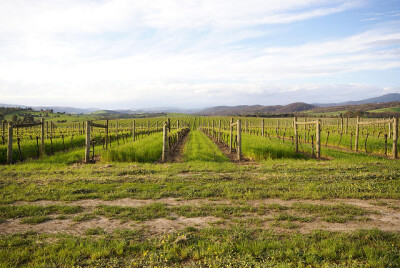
[294,117,298,153]
[162,122,168,162]
[105,120,109,150]
[85,121,91,163]
[212,120,215,138]
[230,117,233,153]
[41,118,45,156]
[261,119,264,137]
[132,120,136,141]
[46,121,49,139]
[355,117,360,152]
[237,119,242,161]
[340,116,343,133]
[393,117,398,159]
[2,120,5,144]
[218,120,221,142]
[316,119,321,158]
[7,123,13,164]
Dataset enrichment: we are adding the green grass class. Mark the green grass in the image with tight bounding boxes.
[101,132,164,162]
[183,130,229,162]
[20,216,52,225]
[1,228,399,267]
[368,106,400,113]
[1,116,400,267]
[0,205,83,219]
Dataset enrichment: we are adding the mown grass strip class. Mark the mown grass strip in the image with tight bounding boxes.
[0,228,399,267]
[183,130,229,162]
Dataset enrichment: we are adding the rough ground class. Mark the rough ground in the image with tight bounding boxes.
[168,131,190,163]
[2,198,399,236]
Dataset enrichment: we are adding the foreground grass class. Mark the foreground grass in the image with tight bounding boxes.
[1,228,399,267]
[183,130,229,162]
[0,152,399,203]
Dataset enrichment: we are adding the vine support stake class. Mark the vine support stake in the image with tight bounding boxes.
[230,118,233,153]
[294,117,298,153]
[162,122,168,162]
[41,118,45,156]
[316,119,321,158]
[85,121,91,163]
[7,123,13,164]
[132,120,135,142]
[105,120,109,150]
[355,117,360,152]
[237,119,242,161]
[393,117,398,159]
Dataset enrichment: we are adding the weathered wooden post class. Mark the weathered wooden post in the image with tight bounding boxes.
[218,120,221,142]
[105,120,109,150]
[316,119,321,158]
[46,121,49,139]
[162,122,168,162]
[177,120,180,130]
[389,121,392,139]
[41,118,45,156]
[261,119,264,137]
[345,117,348,135]
[85,121,91,163]
[294,117,298,153]
[340,116,343,134]
[237,119,242,161]
[230,118,233,153]
[2,120,5,145]
[7,123,13,164]
[212,120,215,138]
[393,117,398,159]
[355,117,360,152]
[132,120,136,142]
[167,118,171,132]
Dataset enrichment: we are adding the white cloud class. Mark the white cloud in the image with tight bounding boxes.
[1,0,400,108]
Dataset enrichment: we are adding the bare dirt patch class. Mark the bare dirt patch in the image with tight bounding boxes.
[3,198,400,235]
[169,131,190,163]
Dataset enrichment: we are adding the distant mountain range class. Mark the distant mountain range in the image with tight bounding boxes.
[313,93,400,107]
[1,93,399,115]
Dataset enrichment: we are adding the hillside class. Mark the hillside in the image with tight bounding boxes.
[315,93,400,107]
[199,102,315,116]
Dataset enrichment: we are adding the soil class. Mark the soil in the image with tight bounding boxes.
[168,131,190,163]
[3,198,400,236]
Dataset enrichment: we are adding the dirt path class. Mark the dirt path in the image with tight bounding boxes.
[203,131,258,165]
[3,198,400,236]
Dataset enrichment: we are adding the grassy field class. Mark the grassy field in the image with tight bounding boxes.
[1,116,400,267]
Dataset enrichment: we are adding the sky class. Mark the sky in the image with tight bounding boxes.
[0,0,400,109]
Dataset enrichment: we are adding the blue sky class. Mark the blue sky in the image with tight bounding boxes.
[0,0,399,109]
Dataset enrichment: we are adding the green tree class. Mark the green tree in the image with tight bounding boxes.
[12,115,18,123]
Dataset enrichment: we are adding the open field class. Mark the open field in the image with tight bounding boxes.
[1,116,400,267]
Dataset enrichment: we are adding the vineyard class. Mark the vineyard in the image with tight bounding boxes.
[1,116,398,165]
[1,115,400,267]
